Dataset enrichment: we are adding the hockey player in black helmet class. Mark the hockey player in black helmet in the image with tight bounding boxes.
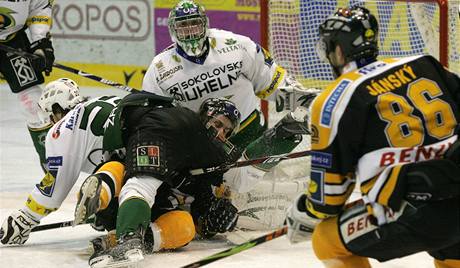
[71,92,241,268]
[316,6,378,78]
[286,6,460,268]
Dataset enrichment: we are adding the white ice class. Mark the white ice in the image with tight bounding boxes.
[0,85,434,267]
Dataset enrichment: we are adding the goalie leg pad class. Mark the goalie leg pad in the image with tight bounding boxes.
[149,210,195,252]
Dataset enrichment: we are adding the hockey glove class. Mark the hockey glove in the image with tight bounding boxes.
[29,33,55,76]
[265,106,311,141]
[0,209,40,245]
[196,197,238,238]
[276,76,321,113]
[286,194,319,243]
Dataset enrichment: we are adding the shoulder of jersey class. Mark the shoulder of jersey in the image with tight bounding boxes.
[208,28,251,43]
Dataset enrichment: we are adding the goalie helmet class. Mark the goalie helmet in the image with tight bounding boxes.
[317,6,378,69]
[168,0,209,57]
[199,98,241,141]
[38,78,84,122]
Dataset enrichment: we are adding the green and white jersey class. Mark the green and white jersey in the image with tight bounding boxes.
[142,28,287,122]
[30,96,120,210]
[0,0,53,42]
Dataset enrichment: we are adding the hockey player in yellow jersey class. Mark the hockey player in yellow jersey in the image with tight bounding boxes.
[286,6,460,268]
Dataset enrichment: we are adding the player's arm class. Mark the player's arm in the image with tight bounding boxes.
[28,0,53,41]
[28,0,54,75]
[0,117,85,245]
[427,55,460,108]
[141,59,168,97]
[287,86,363,242]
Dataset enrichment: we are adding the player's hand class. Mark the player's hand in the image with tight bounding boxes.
[286,194,318,243]
[196,197,238,238]
[276,76,322,112]
[0,209,40,245]
[29,33,55,76]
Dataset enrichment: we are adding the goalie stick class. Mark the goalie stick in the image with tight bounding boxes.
[181,226,288,268]
[0,43,137,92]
[190,150,311,175]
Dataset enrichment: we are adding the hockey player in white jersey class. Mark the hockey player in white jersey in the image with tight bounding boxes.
[0,78,122,245]
[0,0,55,171]
[142,0,319,193]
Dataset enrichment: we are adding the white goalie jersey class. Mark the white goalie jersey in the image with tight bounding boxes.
[27,96,120,216]
[142,28,287,121]
[0,0,53,42]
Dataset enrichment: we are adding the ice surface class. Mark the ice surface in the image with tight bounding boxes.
[0,85,433,267]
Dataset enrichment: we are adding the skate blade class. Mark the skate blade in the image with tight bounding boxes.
[91,254,144,268]
[74,176,100,226]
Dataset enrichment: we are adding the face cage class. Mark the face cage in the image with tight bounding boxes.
[173,16,206,42]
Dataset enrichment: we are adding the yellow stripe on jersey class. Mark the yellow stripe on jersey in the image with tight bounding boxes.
[360,177,377,195]
[377,164,403,206]
[310,71,361,150]
[325,180,355,206]
[256,66,286,99]
[27,16,52,26]
[239,110,258,131]
[25,195,57,216]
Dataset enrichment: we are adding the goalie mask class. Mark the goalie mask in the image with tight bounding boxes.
[38,78,85,123]
[168,0,209,57]
[199,98,241,143]
[317,6,378,76]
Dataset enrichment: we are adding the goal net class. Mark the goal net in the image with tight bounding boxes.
[233,0,460,230]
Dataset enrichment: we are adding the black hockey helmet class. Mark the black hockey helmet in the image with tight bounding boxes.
[318,6,378,66]
[199,98,241,140]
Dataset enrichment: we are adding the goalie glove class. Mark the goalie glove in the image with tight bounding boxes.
[286,194,319,243]
[276,75,322,113]
[195,197,238,238]
[29,33,55,76]
[0,209,40,245]
[261,105,311,142]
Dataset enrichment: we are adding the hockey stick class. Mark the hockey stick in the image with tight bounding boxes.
[181,226,288,268]
[31,217,95,232]
[189,150,311,175]
[0,43,137,92]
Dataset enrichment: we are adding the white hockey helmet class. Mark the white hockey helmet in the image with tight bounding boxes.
[38,78,84,121]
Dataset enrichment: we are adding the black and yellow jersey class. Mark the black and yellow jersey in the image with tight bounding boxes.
[307,55,460,220]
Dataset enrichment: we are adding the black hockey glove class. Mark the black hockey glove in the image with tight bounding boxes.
[29,33,55,76]
[195,197,238,238]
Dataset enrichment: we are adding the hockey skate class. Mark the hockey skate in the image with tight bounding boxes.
[89,230,145,268]
[74,175,102,226]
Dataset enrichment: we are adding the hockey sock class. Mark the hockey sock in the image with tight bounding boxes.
[116,198,151,239]
[28,124,52,172]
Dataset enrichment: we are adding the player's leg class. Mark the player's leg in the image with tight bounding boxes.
[74,161,125,225]
[431,242,460,268]
[312,209,371,268]
[0,30,50,171]
[312,197,460,268]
